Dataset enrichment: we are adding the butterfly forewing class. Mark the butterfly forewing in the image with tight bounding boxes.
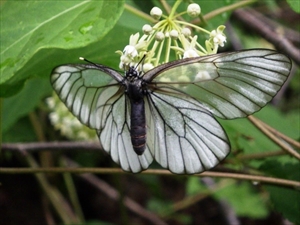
[51,64,153,173]
[145,49,291,119]
[51,65,121,129]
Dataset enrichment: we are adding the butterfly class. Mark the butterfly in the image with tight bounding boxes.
[51,49,291,174]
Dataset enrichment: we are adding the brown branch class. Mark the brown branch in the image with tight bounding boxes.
[1,141,102,153]
[232,8,300,65]
[248,116,300,160]
[0,167,299,189]
[65,158,168,225]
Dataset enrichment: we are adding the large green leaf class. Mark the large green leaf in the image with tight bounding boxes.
[1,9,143,136]
[0,0,125,97]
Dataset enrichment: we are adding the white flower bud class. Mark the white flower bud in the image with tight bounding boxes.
[182,28,191,37]
[143,63,154,72]
[210,26,226,47]
[123,45,138,58]
[155,31,165,41]
[170,30,179,39]
[150,7,162,20]
[183,49,199,58]
[187,3,201,17]
[142,24,152,35]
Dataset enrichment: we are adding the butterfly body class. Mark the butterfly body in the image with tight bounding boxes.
[124,66,147,155]
[51,49,291,174]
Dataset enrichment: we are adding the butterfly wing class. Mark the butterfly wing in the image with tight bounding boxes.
[142,49,291,174]
[51,64,153,173]
[144,49,291,119]
[96,87,153,173]
[145,90,230,174]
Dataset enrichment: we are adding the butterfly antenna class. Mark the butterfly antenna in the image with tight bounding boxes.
[79,57,101,68]
[135,54,147,72]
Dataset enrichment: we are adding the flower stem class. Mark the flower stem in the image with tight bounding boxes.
[124,3,156,23]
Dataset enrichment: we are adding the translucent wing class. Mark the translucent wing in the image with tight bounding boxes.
[144,49,291,119]
[145,90,230,174]
[96,87,153,173]
[51,65,153,173]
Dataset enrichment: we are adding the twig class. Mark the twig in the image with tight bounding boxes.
[25,154,81,224]
[232,8,300,65]
[248,115,300,160]
[251,117,300,149]
[65,158,168,225]
[202,0,256,21]
[0,167,299,188]
[236,150,286,160]
[1,141,102,153]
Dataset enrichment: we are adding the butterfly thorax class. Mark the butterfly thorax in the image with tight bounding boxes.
[124,66,145,102]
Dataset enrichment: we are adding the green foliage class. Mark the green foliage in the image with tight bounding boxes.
[2,77,52,133]
[186,176,207,195]
[220,105,299,168]
[186,177,269,219]
[214,181,269,218]
[260,160,300,224]
[0,0,125,97]
[286,0,300,13]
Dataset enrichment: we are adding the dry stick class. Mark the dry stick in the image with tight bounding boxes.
[25,154,81,224]
[252,116,300,149]
[248,115,300,160]
[1,141,102,153]
[232,8,300,65]
[168,179,236,217]
[65,158,168,225]
[237,150,286,161]
[0,167,299,188]
[59,158,85,222]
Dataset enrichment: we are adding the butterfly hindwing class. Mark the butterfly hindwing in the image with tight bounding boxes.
[97,90,153,173]
[145,89,230,174]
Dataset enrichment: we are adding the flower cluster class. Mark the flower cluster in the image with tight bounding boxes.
[48,1,227,141]
[117,1,226,72]
[47,95,97,141]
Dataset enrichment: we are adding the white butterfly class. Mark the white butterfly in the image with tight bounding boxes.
[51,49,291,174]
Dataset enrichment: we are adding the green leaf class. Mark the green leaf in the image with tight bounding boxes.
[214,181,269,218]
[2,77,52,133]
[259,160,300,224]
[286,0,300,13]
[1,1,145,135]
[186,177,207,195]
[220,105,299,168]
[2,117,38,142]
[0,0,124,97]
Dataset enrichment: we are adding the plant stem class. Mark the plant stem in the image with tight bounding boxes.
[203,0,256,21]
[248,115,300,160]
[124,4,155,23]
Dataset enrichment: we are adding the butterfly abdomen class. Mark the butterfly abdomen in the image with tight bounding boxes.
[130,99,146,155]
